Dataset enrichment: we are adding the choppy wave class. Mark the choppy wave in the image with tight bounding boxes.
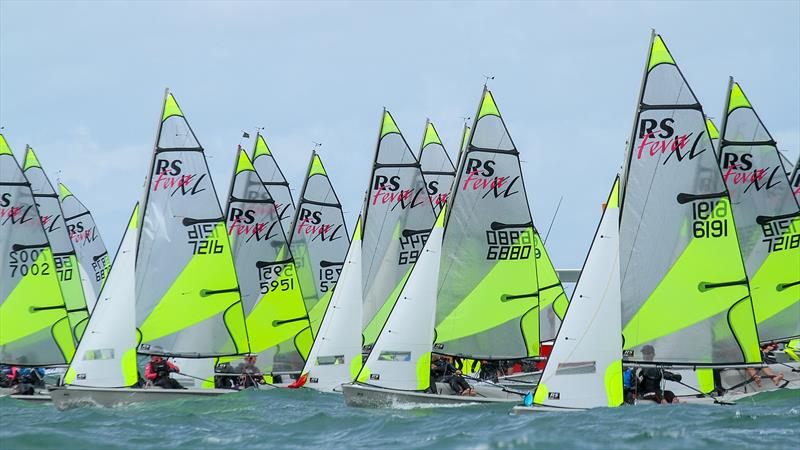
[1,388,798,449]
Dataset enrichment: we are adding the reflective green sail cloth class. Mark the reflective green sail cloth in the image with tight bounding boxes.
[225,148,312,372]
[23,147,91,341]
[718,80,800,343]
[135,92,248,357]
[435,89,540,359]
[620,34,760,366]
[534,229,569,342]
[361,111,436,346]
[0,134,75,365]
[59,183,111,310]
[417,121,456,215]
[289,152,349,336]
[251,133,295,238]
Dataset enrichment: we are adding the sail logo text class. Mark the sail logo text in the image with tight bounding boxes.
[67,222,98,245]
[152,159,206,196]
[636,119,706,163]
[426,180,450,208]
[462,159,519,198]
[721,154,782,192]
[371,175,426,209]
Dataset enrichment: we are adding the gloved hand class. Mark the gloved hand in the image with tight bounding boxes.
[664,371,682,382]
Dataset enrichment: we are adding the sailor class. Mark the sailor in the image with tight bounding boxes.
[237,355,265,388]
[745,342,785,387]
[144,355,185,389]
[478,360,501,382]
[637,345,680,404]
[214,362,239,389]
[430,355,475,396]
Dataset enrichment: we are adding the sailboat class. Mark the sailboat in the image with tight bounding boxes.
[250,133,295,238]
[1,134,76,399]
[417,120,455,215]
[512,178,622,413]
[58,183,111,311]
[218,147,312,384]
[343,88,543,407]
[50,90,249,408]
[23,147,92,341]
[288,151,350,337]
[713,79,800,394]
[792,156,800,201]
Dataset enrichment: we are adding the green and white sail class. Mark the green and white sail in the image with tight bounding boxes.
[417,121,456,215]
[356,207,446,390]
[534,230,569,342]
[251,133,295,238]
[435,88,540,359]
[59,183,111,309]
[135,91,248,358]
[717,79,800,343]
[224,148,312,372]
[0,134,75,366]
[301,217,364,392]
[64,205,139,387]
[456,124,471,168]
[289,151,350,336]
[23,147,91,340]
[361,110,436,347]
[706,117,720,149]
[620,33,760,366]
[533,178,622,410]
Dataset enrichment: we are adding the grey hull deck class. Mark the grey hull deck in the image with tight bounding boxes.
[342,382,521,408]
[49,386,245,410]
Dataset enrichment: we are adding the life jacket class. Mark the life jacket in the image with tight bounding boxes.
[622,368,635,389]
[639,367,662,393]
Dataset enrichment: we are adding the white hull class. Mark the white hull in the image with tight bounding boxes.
[342,382,521,408]
[49,385,246,410]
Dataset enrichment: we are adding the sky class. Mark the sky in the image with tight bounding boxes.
[1,0,798,270]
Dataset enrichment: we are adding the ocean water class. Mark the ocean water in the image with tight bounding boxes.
[1,388,798,449]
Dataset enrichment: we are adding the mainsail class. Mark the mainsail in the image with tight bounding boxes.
[619,33,760,366]
[456,124,471,168]
[289,151,350,336]
[791,156,800,201]
[250,133,295,238]
[435,88,540,359]
[717,79,800,343]
[0,134,75,366]
[301,217,364,392]
[59,183,111,309]
[23,147,91,340]
[224,148,312,372]
[361,110,436,346]
[135,91,248,358]
[533,178,622,410]
[417,121,456,214]
[64,205,139,387]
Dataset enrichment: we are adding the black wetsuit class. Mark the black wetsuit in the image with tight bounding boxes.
[149,361,185,389]
[431,360,470,394]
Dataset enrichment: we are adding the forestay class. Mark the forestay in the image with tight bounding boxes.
[135,91,248,358]
[533,178,622,410]
[23,147,91,340]
[356,207,446,391]
[417,121,456,215]
[64,205,139,387]
[289,152,350,337]
[361,110,436,347]
[619,33,760,366]
[717,80,800,343]
[224,148,312,373]
[250,133,295,238]
[59,183,110,311]
[435,88,540,359]
[301,217,364,392]
[0,134,75,366]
